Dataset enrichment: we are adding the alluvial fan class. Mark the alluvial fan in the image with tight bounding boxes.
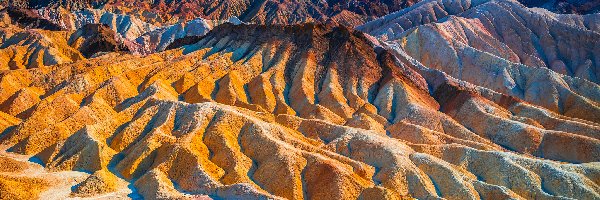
[0,0,599,199]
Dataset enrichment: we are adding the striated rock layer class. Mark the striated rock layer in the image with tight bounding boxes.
[359,0,600,123]
[0,21,598,199]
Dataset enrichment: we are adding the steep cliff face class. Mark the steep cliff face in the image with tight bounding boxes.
[0,22,599,199]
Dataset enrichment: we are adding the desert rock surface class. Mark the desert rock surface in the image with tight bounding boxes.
[0,0,599,199]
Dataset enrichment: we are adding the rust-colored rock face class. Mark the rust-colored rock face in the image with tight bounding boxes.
[0,0,599,199]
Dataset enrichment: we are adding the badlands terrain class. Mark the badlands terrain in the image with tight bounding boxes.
[0,0,599,199]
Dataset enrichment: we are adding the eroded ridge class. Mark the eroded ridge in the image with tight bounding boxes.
[0,22,598,199]
[359,0,600,123]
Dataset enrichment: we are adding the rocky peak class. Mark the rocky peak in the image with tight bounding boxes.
[2,7,62,30]
[68,23,130,58]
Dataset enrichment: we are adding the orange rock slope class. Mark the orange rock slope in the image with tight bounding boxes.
[0,23,599,199]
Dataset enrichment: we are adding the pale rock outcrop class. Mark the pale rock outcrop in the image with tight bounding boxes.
[38,7,157,40]
[135,17,212,54]
[359,0,600,123]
